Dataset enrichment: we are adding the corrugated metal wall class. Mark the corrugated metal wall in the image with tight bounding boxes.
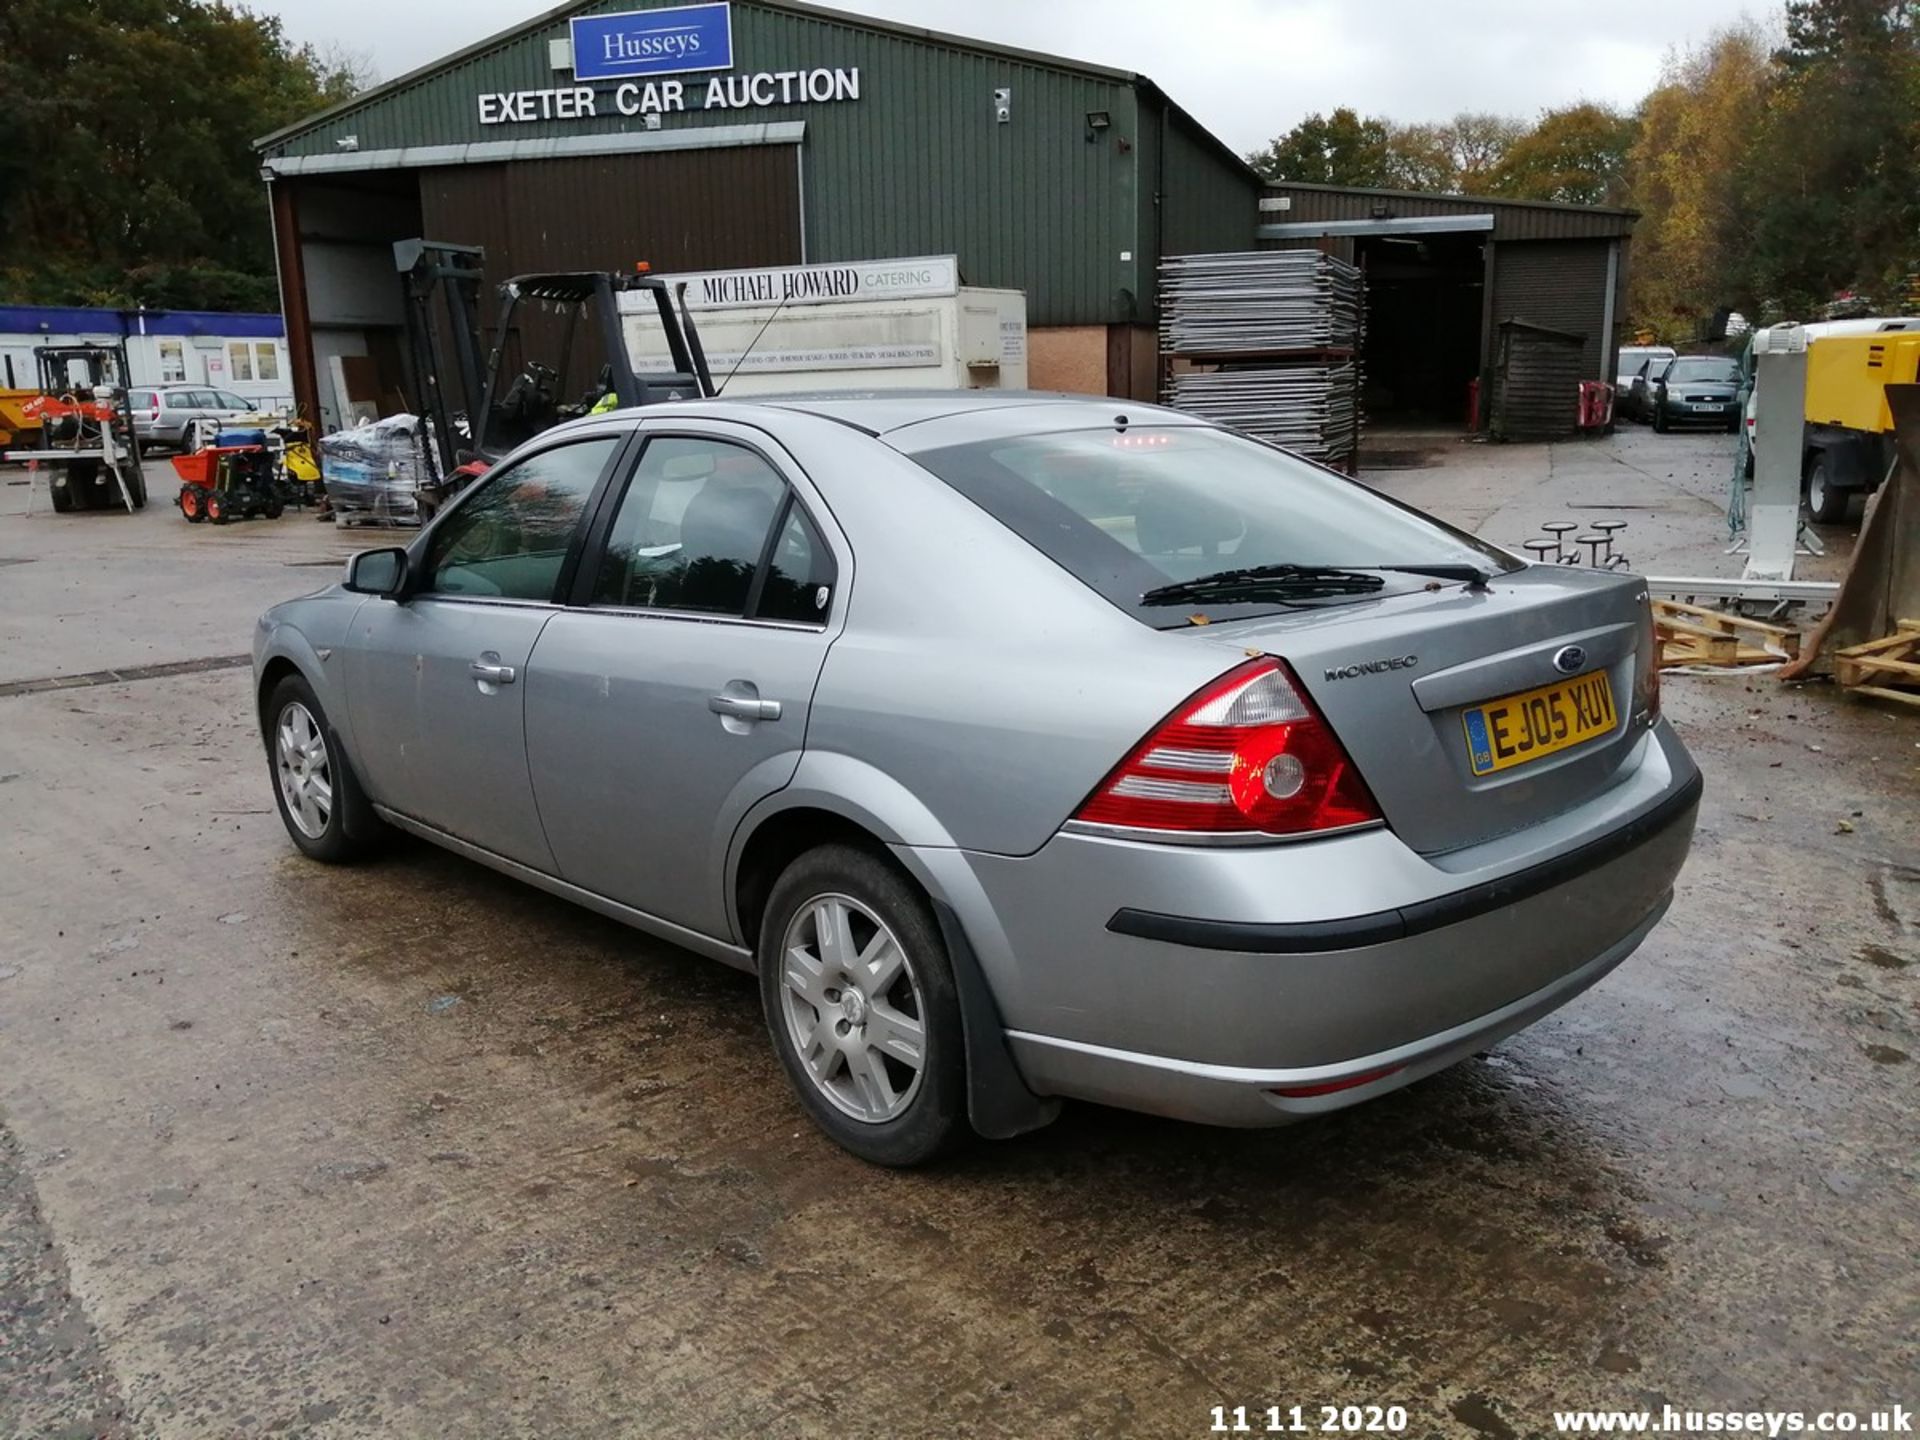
[773,14,1142,326]
[1154,108,1263,261]
[262,1,1253,326]
[1491,239,1612,381]
[1266,184,1636,243]
[416,147,801,276]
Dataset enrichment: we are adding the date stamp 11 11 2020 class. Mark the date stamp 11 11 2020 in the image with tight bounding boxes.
[1210,1405,1411,1435]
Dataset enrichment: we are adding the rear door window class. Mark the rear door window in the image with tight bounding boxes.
[912,425,1511,627]
[589,435,832,621]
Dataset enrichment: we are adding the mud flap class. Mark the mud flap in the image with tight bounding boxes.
[933,900,1061,1140]
[324,721,385,844]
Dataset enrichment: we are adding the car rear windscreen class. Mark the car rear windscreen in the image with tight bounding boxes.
[911,425,1515,627]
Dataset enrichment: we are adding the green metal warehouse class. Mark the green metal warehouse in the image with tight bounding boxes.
[255,0,1260,430]
[257,0,1636,436]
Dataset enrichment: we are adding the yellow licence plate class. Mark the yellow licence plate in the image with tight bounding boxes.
[1462,670,1617,776]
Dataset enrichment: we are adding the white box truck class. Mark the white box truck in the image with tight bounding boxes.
[621,255,1026,395]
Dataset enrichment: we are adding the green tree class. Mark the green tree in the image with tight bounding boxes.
[1247,108,1396,186]
[1490,103,1637,205]
[1247,109,1527,195]
[0,0,362,311]
[1736,0,1920,315]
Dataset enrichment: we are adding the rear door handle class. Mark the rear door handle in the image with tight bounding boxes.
[708,692,781,722]
[470,658,517,685]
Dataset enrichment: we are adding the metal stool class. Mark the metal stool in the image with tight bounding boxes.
[1576,534,1609,567]
[1592,519,1630,569]
[1523,539,1560,564]
[1540,520,1578,562]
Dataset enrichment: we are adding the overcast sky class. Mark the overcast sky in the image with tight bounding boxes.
[259,0,1768,152]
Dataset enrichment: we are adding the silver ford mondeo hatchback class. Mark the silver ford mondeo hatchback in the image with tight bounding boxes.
[255,394,1699,1165]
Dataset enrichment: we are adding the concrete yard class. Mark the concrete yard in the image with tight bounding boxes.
[0,432,1913,1438]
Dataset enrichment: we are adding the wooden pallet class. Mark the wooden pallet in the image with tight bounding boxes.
[1833,620,1920,706]
[1653,599,1802,669]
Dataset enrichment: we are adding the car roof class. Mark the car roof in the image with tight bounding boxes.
[673,389,1185,437]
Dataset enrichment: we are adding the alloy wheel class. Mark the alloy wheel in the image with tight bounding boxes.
[275,701,333,839]
[779,893,927,1123]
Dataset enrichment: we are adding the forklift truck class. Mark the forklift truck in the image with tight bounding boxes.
[0,345,147,512]
[392,240,716,517]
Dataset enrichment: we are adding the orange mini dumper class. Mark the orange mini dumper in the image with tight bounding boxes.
[172,429,284,524]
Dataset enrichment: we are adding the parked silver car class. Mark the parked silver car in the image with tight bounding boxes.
[127,384,264,450]
[252,393,1700,1165]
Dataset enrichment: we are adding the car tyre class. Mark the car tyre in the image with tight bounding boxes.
[1651,406,1669,434]
[757,844,967,1167]
[264,674,382,863]
[1805,455,1850,525]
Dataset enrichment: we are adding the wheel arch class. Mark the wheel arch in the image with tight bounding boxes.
[256,653,307,734]
[727,787,1059,1142]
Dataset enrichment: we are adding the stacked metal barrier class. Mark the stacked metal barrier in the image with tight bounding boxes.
[1159,250,1365,468]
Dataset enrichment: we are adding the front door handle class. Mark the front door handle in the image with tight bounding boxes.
[470,657,517,685]
[708,692,781,722]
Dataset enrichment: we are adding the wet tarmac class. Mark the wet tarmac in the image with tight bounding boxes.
[0,431,1913,1438]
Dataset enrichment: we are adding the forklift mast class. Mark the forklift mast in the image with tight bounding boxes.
[394,239,490,482]
[392,240,717,477]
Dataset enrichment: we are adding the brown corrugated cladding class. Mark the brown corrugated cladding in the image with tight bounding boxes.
[1264,182,1636,242]
[416,148,801,276]
[1491,240,1612,381]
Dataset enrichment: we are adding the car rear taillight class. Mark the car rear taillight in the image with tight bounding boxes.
[1074,659,1380,837]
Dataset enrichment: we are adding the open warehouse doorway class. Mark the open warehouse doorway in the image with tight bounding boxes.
[1353,230,1485,429]
[1258,185,1636,441]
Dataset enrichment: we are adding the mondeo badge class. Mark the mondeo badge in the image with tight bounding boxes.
[1553,644,1587,674]
[1323,655,1418,682]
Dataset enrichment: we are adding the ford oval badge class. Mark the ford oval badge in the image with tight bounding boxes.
[1553,644,1587,675]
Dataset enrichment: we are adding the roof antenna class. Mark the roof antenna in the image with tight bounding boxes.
[716,288,794,396]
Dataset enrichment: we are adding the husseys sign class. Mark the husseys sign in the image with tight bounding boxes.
[477,1,862,125]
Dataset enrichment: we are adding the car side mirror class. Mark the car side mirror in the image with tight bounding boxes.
[344,546,408,598]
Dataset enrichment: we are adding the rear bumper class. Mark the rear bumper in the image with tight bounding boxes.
[1006,894,1669,1126]
[907,722,1699,1127]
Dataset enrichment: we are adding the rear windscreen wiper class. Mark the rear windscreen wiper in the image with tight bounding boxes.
[1140,564,1388,606]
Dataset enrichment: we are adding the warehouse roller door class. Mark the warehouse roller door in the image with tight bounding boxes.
[1490,240,1612,383]
[417,147,803,279]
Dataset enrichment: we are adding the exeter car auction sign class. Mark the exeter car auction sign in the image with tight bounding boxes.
[478,1,863,125]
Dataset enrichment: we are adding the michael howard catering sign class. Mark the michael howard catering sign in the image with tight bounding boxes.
[571,3,735,82]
